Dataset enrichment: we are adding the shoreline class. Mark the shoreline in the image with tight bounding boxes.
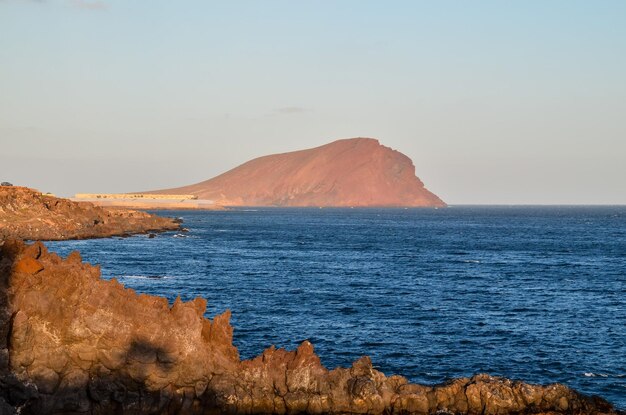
[1,190,623,413]
[71,197,224,210]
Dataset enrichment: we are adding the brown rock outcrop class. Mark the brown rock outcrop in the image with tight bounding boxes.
[0,187,180,241]
[150,138,446,207]
[0,240,619,414]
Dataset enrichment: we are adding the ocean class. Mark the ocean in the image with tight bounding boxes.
[45,206,626,409]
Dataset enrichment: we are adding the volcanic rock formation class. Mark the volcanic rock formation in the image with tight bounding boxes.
[151,138,445,207]
[0,239,619,414]
[0,187,180,240]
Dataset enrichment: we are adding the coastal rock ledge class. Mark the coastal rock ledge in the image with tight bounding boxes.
[0,240,620,415]
[0,187,180,240]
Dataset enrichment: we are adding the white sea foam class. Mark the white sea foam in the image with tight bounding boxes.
[119,275,171,280]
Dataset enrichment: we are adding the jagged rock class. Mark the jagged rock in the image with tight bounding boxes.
[149,138,446,207]
[0,187,180,240]
[0,240,620,414]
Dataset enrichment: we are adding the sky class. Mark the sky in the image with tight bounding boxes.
[1,0,625,204]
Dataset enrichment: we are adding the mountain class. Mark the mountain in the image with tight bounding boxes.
[151,138,445,207]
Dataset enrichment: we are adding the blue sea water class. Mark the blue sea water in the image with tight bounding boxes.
[45,206,626,409]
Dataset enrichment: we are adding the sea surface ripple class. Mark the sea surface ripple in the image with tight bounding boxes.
[46,206,626,408]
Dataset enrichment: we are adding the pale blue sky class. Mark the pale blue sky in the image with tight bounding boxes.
[1,0,625,203]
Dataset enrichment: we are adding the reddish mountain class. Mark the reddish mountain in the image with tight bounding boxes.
[153,138,445,207]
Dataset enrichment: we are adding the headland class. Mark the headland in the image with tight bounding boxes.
[0,186,181,240]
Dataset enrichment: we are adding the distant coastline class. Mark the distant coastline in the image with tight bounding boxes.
[72,193,224,210]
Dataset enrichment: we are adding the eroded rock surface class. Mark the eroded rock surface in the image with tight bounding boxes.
[150,138,446,207]
[0,240,620,414]
[0,187,180,240]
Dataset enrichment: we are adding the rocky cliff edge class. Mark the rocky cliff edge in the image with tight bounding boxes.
[0,187,180,241]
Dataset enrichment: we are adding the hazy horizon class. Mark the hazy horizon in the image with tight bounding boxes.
[1,1,625,204]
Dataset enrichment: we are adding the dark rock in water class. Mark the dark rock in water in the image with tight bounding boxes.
[148,233,156,239]
[0,186,180,241]
[0,239,621,415]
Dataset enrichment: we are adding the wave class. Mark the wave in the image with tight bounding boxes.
[118,275,171,280]
[583,372,625,378]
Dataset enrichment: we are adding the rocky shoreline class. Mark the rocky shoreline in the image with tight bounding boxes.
[0,187,180,240]
[0,239,621,415]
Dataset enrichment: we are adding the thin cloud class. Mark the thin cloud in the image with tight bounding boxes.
[0,0,46,3]
[69,0,108,11]
[274,106,311,115]
[5,0,111,10]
